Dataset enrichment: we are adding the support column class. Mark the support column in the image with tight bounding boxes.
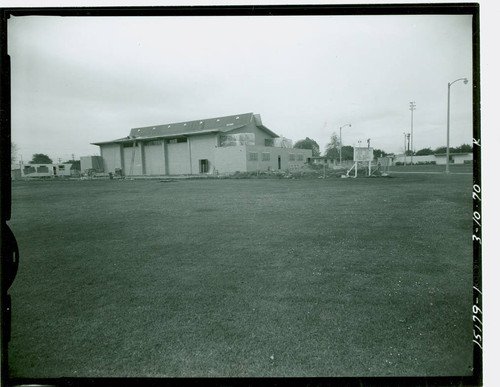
[188,137,193,174]
[163,139,169,175]
[119,145,125,173]
[140,142,146,175]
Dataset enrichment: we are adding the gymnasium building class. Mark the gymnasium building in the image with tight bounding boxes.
[92,113,312,176]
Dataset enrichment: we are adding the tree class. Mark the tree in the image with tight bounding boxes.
[415,147,434,156]
[11,142,18,165]
[294,137,320,157]
[373,149,387,158]
[64,159,81,171]
[324,133,340,160]
[455,143,472,153]
[29,153,53,164]
[339,145,354,161]
[434,146,456,155]
[325,147,339,160]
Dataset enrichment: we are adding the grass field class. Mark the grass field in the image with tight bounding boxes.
[7,173,473,378]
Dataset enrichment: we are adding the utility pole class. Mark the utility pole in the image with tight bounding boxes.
[367,138,371,148]
[409,102,416,164]
[72,153,75,161]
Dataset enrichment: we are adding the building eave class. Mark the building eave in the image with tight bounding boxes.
[92,113,280,146]
[92,124,253,146]
[256,124,279,138]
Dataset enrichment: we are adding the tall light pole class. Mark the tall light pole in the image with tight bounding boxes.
[403,132,407,166]
[339,123,351,165]
[446,77,468,173]
[407,133,411,165]
[409,101,416,164]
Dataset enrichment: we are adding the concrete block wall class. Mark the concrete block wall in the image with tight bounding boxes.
[100,144,123,173]
[189,134,218,174]
[245,146,312,172]
[213,146,247,173]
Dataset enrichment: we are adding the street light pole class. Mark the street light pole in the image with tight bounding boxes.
[409,101,416,164]
[446,78,468,173]
[403,132,407,166]
[339,123,351,166]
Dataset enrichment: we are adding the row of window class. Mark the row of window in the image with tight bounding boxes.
[124,137,188,147]
[145,140,163,146]
[23,165,67,171]
[168,137,187,144]
[248,152,304,162]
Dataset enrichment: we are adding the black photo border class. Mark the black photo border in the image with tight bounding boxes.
[0,3,481,387]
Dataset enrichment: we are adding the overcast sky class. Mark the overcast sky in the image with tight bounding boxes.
[8,13,473,162]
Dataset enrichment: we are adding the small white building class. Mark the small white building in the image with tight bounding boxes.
[392,153,472,165]
[311,156,336,168]
[434,153,473,165]
[20,162,72,178]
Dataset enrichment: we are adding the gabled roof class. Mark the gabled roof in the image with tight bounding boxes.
[92,112,279,145]
[130,112,255,138]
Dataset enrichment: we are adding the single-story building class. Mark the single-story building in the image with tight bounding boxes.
[434,153,473,165]
[311,157,336,168]
[20,162,72,178]
[92,112,312,176]
[393,153,473,165]
[80,156,105,173]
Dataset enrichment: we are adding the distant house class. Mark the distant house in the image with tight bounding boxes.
[434,153,473,165]
[20,162,72,178]
[311,156,336,168]
[393,153,472,165]
[91,112,312,176]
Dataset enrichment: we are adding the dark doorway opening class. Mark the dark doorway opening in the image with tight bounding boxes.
[52,166,57,176]
[278,156,281,170]
[199,159,209,173]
